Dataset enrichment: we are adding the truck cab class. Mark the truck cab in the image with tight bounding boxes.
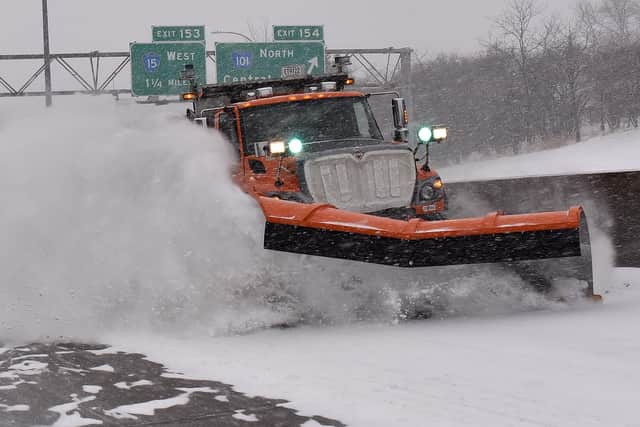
[184,73,447,219]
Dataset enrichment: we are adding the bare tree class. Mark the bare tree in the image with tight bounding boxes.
[491,0,550,148]
[576,1,603,48]
[555,25,590,141]
[598,0,640,44]
[246,18,272,42]
[410,0,640,163]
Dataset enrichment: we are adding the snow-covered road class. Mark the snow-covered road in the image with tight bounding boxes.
[104,121,640,427]
[104,269,640,427]
[105,118,640,427]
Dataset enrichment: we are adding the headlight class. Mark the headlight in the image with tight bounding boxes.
[433,127,448,141]
[417,126,433,144]
[269,141,286,155]
[417,125,448,143]
[288,138,303,154]
[420,184,435,200]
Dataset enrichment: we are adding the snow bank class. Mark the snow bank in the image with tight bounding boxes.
[441,129,640,182]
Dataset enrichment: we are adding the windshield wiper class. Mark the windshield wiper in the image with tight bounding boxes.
[307,137,382,144]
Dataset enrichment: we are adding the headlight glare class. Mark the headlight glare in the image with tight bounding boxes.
[433,127,448,141]
[417,126,433,143]
[288,138,303,154]
[269,141,286,155]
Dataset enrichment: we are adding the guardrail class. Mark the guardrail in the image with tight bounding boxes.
[447,171,640,268]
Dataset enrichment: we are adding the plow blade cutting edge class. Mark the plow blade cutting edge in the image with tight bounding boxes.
[259,197,594,297]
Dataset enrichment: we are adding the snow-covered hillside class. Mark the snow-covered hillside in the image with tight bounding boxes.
[441,130,640,182]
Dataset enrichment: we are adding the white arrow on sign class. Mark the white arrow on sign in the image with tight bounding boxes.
[307,56,319,74]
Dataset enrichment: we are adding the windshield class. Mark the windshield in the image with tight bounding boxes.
[241,97,384,155]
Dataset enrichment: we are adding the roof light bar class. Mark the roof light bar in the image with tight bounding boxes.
[321,82,337,91]
[257,87,274,98]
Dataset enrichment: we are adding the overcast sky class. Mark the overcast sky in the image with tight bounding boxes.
[2,0,577,55]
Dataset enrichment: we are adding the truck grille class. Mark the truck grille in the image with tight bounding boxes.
[303,149,416,213]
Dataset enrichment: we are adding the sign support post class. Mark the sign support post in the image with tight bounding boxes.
[42,0,52,107]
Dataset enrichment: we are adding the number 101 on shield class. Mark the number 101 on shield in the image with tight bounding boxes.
[232,51,253,69]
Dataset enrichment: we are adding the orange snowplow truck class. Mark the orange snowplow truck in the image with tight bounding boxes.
[182,65,594,298]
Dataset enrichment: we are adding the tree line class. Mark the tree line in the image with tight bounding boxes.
[412,0,640,163]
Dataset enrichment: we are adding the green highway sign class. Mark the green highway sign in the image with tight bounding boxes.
[152,26,205,42]
[215,42,325,83]
[130,42,206,97]
[273,25,324,41]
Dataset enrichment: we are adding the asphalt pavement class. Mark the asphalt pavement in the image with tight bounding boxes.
[0,343,345,427]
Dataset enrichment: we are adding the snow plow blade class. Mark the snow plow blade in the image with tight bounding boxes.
[259,197,594,297]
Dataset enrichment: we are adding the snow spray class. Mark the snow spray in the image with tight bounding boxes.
[0,98,583,343]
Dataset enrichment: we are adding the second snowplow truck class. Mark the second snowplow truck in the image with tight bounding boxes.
[181,64,595,298]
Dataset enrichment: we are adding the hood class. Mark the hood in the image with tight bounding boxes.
[296,143,417,213]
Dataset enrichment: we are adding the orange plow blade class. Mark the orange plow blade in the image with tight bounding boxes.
[259,197,594,297]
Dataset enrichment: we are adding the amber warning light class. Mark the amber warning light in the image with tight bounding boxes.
[182,92,196,101]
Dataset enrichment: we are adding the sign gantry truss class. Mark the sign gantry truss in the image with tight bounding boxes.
[0,51,131,97]
[0,48,412,98]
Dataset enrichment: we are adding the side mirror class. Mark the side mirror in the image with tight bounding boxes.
[181,64,198,95]
[181,64,196,80]
[392,98,408,129]
[334,55,352,74]
[392,98,409,142]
